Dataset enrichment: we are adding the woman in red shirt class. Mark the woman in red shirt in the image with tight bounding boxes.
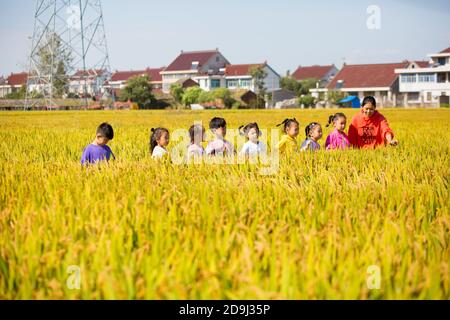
[348,96,398,149]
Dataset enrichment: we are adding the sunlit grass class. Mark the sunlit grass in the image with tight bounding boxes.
[0,108,449,299]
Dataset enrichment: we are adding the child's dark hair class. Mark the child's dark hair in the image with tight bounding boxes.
[276,118,299,133]
[209,117,227,130]
[150,127,169,153]
[96,122,114,140]
[362,96,376,108]
[326,113,347,127]
[189,124,205,144]
[305,122,321,137]
[238,122,261,138]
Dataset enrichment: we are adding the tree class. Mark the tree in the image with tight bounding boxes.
[36,32,72,98]
[298,94,316,108]
[121,75,155,108]
[182,86,203,107]
[280,77,303,96]
[170,83,185,104]
[211,88,235,108]
[250,65,267,108]
[5,85,27,99]
[299,78,318,95]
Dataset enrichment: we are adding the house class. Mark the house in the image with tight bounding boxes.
[320,62,410,107]
[109,67,164,92]
[224,62,281,93]
[161,49,230,93]
[173,78,199,89]
[395,47,450,107]
[291,64,338,87]
[0,76,8,98]
[69,69,111,97]
[268,89,298,109]
[0,72,28,97]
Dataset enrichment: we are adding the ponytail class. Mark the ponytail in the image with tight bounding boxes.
[277,118,299,133]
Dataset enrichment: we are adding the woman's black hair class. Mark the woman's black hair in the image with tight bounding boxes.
[238,122,261,138]
[96,122,114,140]
[305,122,321,137]
[189,124,205,144]
[362,96,376,108]
[326,113,347,127]
[276,118,299,133]
[150,127,169,153]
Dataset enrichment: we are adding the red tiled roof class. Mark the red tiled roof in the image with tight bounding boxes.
[439,47,450,54]
[72,69,105,77]
[225,63,264,76]
[291,65,335,81]
[164,50,220,72]
[327,62,409,89]
[414,60,430,68]
[111,67,164,82]
[7,72,28,86]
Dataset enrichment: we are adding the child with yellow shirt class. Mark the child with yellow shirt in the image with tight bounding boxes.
[276,118,300,154]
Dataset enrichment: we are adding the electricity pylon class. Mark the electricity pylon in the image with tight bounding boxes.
[25,0,113,110]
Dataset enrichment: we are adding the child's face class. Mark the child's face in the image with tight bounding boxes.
[214,126,226,138]
[286,123,299,138]
[158,131,170,147]
[310,125,323,141]
[334,117,347,132]
[362,103,376,118]
[95,135,109,146]
[247,128,259,143]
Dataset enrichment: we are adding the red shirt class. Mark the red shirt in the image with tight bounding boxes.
[348,110,394,149]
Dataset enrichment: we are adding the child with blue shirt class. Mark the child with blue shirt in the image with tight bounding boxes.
[81,122,115,165]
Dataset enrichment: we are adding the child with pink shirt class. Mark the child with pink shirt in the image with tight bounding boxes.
[325,113,350,150]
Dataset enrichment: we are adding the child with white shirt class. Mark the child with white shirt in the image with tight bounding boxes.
[150,127,170,159]
[239,122,266,160]
[187,124,205,161]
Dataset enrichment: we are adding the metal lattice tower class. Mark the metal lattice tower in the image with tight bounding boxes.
[25,0,113,110]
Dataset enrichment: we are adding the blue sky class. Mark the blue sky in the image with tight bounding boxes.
[0,0,449,76]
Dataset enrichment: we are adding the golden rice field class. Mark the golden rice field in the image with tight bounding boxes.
[0,108,449,299]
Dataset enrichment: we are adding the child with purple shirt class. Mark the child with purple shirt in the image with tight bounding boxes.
[81,122,115,165]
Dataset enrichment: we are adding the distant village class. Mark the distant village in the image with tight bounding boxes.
[1,46,449,109]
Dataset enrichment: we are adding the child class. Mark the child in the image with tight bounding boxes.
[238,122,266,157]
[150,127,170,159]
[348,96,398,149]
[81,122,115,165]
[325,113,350,150]
[300,122,322,151]
[187,124,205,161]
[276,118,300,154]
[205,117,235,156]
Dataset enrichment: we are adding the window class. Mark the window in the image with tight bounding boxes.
[437,73,446,83]
[226,79,238,88]
[437,57,446,66]
[401,74,417,83]
[211,79,221,88]
[240,79,252,88]
[418,73,435,83]
[191,61,199,70]
[335,80,344,89]
[408,92,420,101]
